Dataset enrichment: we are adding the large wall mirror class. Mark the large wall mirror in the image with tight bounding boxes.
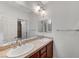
[0,15,37,45]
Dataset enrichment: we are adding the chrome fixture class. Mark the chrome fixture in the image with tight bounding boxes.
[16,39,22,46]
[14,37,22,46]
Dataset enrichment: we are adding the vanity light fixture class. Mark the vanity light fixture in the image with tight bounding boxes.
[40,10,47,17]
[33,5,47,18]
[34,5,41,13]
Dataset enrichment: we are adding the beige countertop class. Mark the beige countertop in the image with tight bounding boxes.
[0,37,53,58]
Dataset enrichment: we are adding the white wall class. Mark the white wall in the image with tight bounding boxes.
[46,1,79,58]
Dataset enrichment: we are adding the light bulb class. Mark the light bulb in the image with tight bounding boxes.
[40,10,47,16]
[34,5,40,13]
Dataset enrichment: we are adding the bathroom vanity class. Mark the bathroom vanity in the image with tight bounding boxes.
[0,37,53,58]
[29,41,53,58]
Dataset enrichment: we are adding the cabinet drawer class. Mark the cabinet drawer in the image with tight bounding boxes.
[40,46,47,54]
[28,40,53,58]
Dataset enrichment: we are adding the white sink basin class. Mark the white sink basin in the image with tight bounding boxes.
[7,44,33,57]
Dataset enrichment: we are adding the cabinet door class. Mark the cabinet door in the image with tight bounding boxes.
[47,41,53,58]
[40,46,47,58]
[30,51,40,58]
[41,52,47,58]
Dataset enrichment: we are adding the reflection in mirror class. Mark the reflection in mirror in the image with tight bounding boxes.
[38,19,52,32]
[0,32,4,44]
[47,19,52,32]
[0,16,17,45]
[17,19,22,39]
[0,2,40,46]
[17,19,27,39]
[0,16,37,46]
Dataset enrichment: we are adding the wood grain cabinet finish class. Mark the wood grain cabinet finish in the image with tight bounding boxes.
[40,52,47,58]
[40,46,47,54]
[47,41,53,58]
[28,40,53,58]
[30,51,40,58]
[40,46,47,58]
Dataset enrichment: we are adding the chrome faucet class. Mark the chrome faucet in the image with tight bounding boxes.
[14,37,22,46]
[10,37,22,48]
[16,39,22,46]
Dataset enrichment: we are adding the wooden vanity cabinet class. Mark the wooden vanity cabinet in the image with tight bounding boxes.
[47,41,53,58]
[40,52,47,58]
[40,46,47,58]
[29,41,53,58]
[30,51,40,58]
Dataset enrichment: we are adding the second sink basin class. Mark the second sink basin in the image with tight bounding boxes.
[7,44,33,57]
